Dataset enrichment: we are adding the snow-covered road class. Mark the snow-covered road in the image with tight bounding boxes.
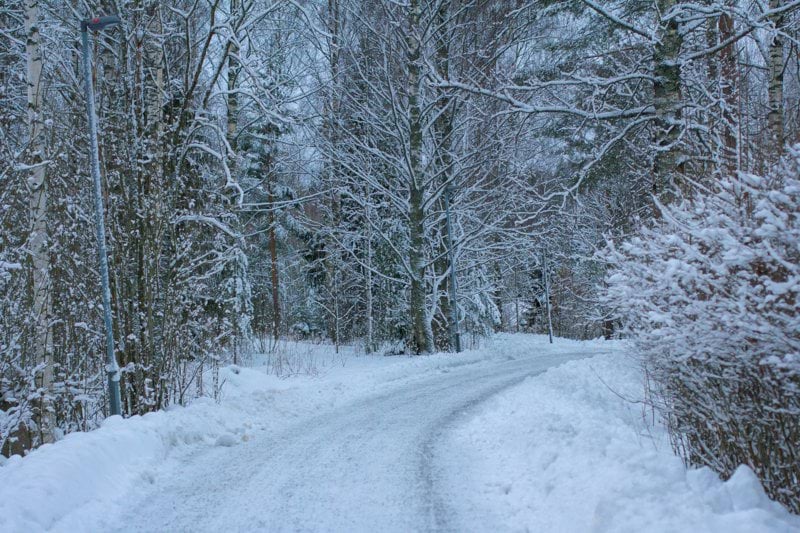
[4,335,797,532]
[110,351,587,532]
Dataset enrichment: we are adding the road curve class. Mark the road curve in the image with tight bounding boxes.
[111,352,588,532]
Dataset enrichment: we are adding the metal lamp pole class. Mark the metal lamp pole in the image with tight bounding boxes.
[81,15,123,416]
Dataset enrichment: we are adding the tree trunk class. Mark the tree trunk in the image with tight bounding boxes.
[707,5,738,177]
[226,0,248,362]
[767,0,785,158]
[136,0,166,411]
[323,0,346,351]
[25,0,53,444]
[718,8,738,176]
[406,0,433,354]
[365,195,374,354]
[226,0,240,155]
[652,0,683,205]
[432,1,461,352]
[268,186,280,345]
[542,251,554,344]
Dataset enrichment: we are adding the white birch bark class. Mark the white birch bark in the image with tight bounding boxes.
[25,0,53,443]
[652,0,683,203]
[767,0,785,157]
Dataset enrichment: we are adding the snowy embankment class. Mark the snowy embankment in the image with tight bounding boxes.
[436,352,800,532]
[1,335,797,532]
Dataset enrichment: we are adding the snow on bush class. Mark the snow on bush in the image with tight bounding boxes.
[605,146,800,513]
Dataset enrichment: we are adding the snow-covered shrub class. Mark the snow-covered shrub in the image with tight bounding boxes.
[605,146,800,513]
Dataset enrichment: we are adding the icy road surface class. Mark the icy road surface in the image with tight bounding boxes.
[111,352,589,532]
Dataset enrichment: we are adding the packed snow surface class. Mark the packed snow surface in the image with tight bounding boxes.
[0,334,797,532]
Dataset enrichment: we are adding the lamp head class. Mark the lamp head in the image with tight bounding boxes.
[81,15,121,32]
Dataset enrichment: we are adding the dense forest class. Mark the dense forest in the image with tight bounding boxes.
[1,0,798,514]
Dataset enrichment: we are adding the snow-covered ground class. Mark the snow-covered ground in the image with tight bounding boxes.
[433,351,800,533]
[0,334,797,532]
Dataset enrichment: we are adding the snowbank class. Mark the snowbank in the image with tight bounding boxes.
[437,352,800,532]
[0,366,292,532]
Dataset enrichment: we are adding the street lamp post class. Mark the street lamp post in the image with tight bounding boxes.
[80,15,123,416]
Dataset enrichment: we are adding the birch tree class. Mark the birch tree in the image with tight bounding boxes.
[767,0,786,157]
[24,0,53,443]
